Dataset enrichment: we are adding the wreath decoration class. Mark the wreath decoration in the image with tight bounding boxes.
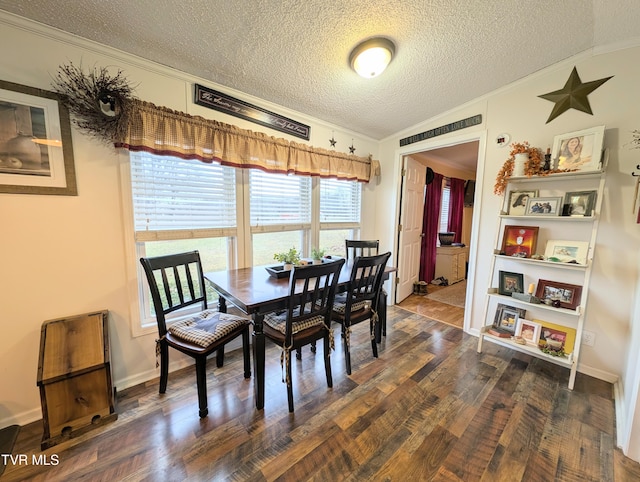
[51,62,136,144]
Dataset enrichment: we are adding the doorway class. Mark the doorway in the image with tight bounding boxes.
[395,138,481,329]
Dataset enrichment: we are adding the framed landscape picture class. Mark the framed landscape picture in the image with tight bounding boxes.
[0,79,77,195]
[535,279,583,310]
[501,225,539,258]
[544,240,589,265]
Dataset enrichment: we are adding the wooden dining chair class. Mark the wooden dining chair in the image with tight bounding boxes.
[140,251,251,418]
[345,239,388,340]
[331,252,391,375]
[262,258,345,412]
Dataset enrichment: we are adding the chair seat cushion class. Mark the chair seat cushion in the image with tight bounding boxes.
[264,310,325,335]
[332,292,368,314]
[168,310,248,347]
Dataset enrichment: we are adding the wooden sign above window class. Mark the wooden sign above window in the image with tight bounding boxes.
[194,84,310,140]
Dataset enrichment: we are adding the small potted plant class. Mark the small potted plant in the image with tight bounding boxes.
[311,247,325,264]
[273,247,301,270]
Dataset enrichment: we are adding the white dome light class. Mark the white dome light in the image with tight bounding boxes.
[349,37,395,78]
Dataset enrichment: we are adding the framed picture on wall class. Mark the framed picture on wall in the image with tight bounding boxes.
[552,125,605,173]
[0,79,77,195]
[501,225,539,258]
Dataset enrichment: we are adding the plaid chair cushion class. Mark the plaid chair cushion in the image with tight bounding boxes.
[168,310,248,347]
[264,310,325,335]
[332,292,368,315]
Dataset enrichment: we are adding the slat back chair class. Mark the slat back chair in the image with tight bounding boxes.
[140,251,251,418]
[263,258,345,412]
[345,239,380,259]
[345,239,389,340]
[332,252,391,375]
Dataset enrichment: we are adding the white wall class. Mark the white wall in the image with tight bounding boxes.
[0,14,379,427]
[377,45,640,455]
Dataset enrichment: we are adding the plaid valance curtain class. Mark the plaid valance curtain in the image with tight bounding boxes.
[114,99,380,182]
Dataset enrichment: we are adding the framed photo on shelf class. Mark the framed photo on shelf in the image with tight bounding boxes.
[501,225,539,258]
[507,190,538,216]
[493,303,527,334]
[498,271,524,296]
[515,318,541,346]
[563,190,597,217]
[524,196,563,216]
[551,125,605,173]
[0,79,77,195]
[535,319,577,355]
[535,279,583,310]
[544,240,589,264]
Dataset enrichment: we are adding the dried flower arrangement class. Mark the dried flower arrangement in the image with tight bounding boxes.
[51,62,136,144]
[494,141,573,195]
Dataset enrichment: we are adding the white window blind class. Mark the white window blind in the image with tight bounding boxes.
[249,170,311,227]
[319,178,361,223]
[130,152,236,240]
[439,179,451,233]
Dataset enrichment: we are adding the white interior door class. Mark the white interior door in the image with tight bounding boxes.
[396,156,426,303]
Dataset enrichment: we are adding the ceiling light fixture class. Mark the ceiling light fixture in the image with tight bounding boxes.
[349,37,395,78]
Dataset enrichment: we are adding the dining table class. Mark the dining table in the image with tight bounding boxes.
[204,260,395,410]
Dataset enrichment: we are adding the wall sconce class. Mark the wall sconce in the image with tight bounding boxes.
[349,37,395,78]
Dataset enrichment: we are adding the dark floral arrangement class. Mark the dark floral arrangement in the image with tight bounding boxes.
[51,62,136,143]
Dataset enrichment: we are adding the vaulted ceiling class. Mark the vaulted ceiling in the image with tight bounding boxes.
[1,1,639,140]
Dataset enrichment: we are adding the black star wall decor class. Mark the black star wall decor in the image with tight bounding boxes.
[349,140,356,154]
[538,66,613,123]
[329,134,336,147]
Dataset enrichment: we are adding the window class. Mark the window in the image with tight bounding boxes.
[249,169,311,265]
[318,178,361,256]
[438,178,451,235]
[125,154,362,332]
[130,152,237,326]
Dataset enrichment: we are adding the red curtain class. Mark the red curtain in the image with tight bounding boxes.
[448,178,465,243]
[420,172,443,283]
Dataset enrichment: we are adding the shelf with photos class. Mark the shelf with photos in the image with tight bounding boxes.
[486,290,581,317]
[479,327,574,368]
[481,126,608,390]
[483,300,579,364]
[498,225,590,267]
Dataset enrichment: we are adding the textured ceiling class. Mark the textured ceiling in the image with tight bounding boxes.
[1,0,639,140]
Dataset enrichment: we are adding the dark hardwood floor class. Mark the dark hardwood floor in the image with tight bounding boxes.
[5,304,640,481]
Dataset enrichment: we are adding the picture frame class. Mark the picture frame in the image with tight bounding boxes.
[506,190,538,215]
[551,125,605,173]
[544,240,589,265]
[501,225,539,258]
[535,279,583,311]
[535,319,577,355]
[498,271,524,296]
[493,303,526,333]
[0,79,77,195]
[563,190,597,217]
[515,318,542,346]
[524,196,563,216]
